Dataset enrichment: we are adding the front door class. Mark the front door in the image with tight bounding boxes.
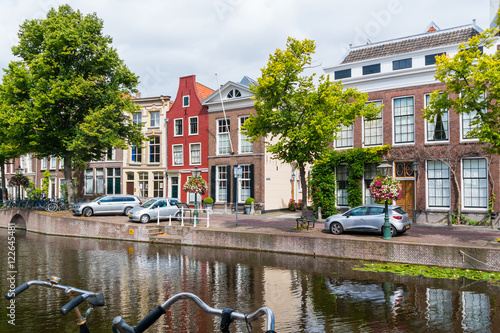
[398,180,415,218]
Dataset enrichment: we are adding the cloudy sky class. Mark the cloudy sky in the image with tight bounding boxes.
[0,0,494,98]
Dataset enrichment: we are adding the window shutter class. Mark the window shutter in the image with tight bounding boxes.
[250,164,255,199]
[211,166,216,199]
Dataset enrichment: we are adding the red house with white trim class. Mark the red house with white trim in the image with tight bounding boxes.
[165,75,213,204]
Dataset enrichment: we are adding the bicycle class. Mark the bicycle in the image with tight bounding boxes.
[112,292,276,333]
[5,276,105,333]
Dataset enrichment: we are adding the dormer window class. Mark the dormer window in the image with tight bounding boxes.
[425,53,446,66]
[227,89,241,99]
[183,95,190,107]
[362,64,381,75]
[393,58,412,70]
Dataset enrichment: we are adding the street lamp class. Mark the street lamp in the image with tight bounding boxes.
[412,161,419,178]
[191,166,201,223]
[377,160,393,240]
[15,166,23,201]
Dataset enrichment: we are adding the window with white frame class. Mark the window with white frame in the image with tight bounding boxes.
[189,117,198,135]
[27,154,33,173]
[96,168,104,194]
[133,112,142,124]
[183,95,190,107]
[149,136,160,163]
[462,112,478,140]
[58,157,64,170]
[227,89,241,99]
[50,156,57,170]
[150,111,160,127]
[425,94,449,142]
[336,124,353,148]
[107,168,121,194]
[173,145,183,166]
[153,172,163,197]
[131,144,142,163]
[427,161,450,208]
[85,169,93,195]
[217,118,231,155]
[190,143,201,165]
[174,118,183,136]
[463,158,488,208]
[239,116,253,153]
[393,96,414,144]
[239,165,251,202]
[364,163,378,204]
[106,148,116,161]
[336,165,348,206]
[364,101,383,146]
[216,165,228,202]
[138,172,148,197]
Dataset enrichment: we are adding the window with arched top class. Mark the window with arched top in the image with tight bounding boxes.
[227,89,241,99]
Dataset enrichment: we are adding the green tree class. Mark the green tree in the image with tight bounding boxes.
[244,37,380,217]
[0,5,145,204]
[423,11,500,154]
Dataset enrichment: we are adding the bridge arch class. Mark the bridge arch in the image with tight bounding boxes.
[10,213,27,230]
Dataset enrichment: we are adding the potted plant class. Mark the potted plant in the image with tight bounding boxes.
[203,197,214,212]
[244,197,255,214]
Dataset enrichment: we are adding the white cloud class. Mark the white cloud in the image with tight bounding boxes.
[0,0,492,98]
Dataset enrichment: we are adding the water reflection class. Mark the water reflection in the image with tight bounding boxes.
[0,228,499,332]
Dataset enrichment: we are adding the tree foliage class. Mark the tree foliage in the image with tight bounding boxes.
[423,10,500,154]
[244,37,381,216]
[310,146,390,217]
[0,5,145,203]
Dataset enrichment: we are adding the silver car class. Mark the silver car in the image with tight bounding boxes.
[128,197,182,223]
[324,204,411,237]
[73,194,142,217]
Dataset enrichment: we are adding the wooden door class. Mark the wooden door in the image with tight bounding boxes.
[398,180,415,218]
[126,182,134,195]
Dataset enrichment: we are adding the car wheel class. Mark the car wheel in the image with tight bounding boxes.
[329,222,343,235]
[140,214,150,223]
[83,207,93,217]
[175,211,182,221]
[390,225,397,237]
[124,207,132,215]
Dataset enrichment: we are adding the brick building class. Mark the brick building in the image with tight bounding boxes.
[165,75,213,204]
[324,22,500,224]
[202,77,301,212]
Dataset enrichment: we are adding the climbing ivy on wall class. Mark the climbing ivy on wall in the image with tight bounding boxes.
[310,145,391,217]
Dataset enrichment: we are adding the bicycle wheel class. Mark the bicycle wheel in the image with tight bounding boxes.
[46,202,58,212]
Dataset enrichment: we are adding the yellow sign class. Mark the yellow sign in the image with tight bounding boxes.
[129,229,134,235]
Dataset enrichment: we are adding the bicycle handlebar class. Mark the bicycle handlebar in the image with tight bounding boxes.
[5,282,30,299]
[4,279,105,315]
[112,292,276,333]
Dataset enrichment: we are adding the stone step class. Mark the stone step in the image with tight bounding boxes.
[150,234,182,244]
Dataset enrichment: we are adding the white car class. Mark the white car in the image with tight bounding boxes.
[324,204,411,237]
[73,194,142,217]
[128,197,183,223]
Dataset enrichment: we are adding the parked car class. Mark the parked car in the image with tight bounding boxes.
[324,204,411,237]
[128,197,183,223]
[73,194,142,217]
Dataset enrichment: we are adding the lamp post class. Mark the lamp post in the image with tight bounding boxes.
[377,160,393,240]
[191,166,201,224]
[15,166,23,201]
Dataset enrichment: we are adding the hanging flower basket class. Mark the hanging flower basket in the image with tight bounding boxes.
[9,174,30,188]
[369,175,402,202]
[183,176,208,195]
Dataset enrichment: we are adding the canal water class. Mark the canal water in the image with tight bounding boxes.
[1,228,499,332]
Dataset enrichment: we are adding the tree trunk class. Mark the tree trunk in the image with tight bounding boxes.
[1,163,6,202]
[298,162,308,218]
[63,156,76,204]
